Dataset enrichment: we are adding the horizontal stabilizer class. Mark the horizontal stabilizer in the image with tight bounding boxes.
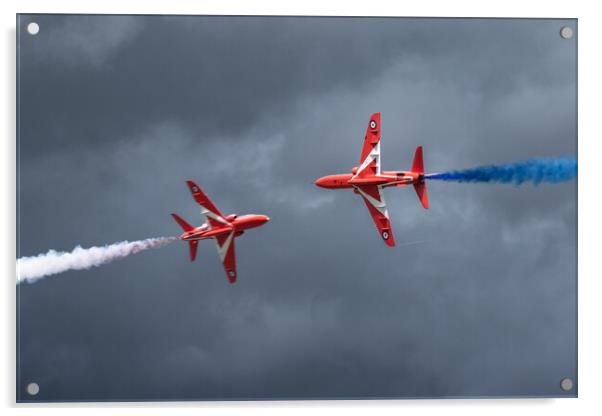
[413,182,429,209]
[171,213,194,232]
[188,240,198,262]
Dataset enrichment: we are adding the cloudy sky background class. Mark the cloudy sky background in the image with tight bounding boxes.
[17,15,576,401]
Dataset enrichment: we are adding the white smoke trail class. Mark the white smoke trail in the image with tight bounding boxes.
[17,236,178,284]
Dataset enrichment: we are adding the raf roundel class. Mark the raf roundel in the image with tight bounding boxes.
[369,120,377,129]
[192,186,199,192]
[382,231,389,240]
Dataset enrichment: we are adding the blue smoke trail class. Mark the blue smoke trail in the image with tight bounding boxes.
[425,157,577,185]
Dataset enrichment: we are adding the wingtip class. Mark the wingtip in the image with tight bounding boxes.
[381,230,396,247]
[369,112,381,127]
[186,180,203,195]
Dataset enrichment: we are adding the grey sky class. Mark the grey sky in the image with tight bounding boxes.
[17,15,577,401]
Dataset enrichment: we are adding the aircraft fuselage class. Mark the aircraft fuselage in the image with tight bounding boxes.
[315,170,424,190]
[179,214,270,241]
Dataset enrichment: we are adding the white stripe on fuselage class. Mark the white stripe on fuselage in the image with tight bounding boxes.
[383,178,414,186]
[185,224,209,239]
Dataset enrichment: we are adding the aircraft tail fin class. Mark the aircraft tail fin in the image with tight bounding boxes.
[171,213,194,232]
[171,214,199,261]
[411,146,429,209]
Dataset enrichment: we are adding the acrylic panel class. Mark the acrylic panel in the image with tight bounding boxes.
[16,15,577,402]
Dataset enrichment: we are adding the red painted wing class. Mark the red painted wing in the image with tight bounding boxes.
[186,180,229,228]
[215,231,237,283]
[355,112,381,178]
[355,185,396,247]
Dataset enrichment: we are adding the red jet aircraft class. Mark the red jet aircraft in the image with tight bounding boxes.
[171,180,270,283]
[315,112,428,247]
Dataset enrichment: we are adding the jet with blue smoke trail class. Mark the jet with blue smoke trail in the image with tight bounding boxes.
[314,113,576,248]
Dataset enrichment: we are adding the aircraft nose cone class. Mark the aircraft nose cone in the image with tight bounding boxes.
[314,177,327,188]
[263,215,270,223]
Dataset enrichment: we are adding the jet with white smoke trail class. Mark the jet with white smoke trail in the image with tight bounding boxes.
[171,180,270,284]
[17,236,177,284]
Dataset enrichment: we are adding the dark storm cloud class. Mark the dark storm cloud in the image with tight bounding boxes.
[25,15,143,67]
[17,15,576,401]
[19,16,571,157]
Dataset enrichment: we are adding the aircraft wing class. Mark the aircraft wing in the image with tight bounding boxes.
[354,112,381,178]
[354,184,396,247]
[186,180,229,228]
[215,231,237,283]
